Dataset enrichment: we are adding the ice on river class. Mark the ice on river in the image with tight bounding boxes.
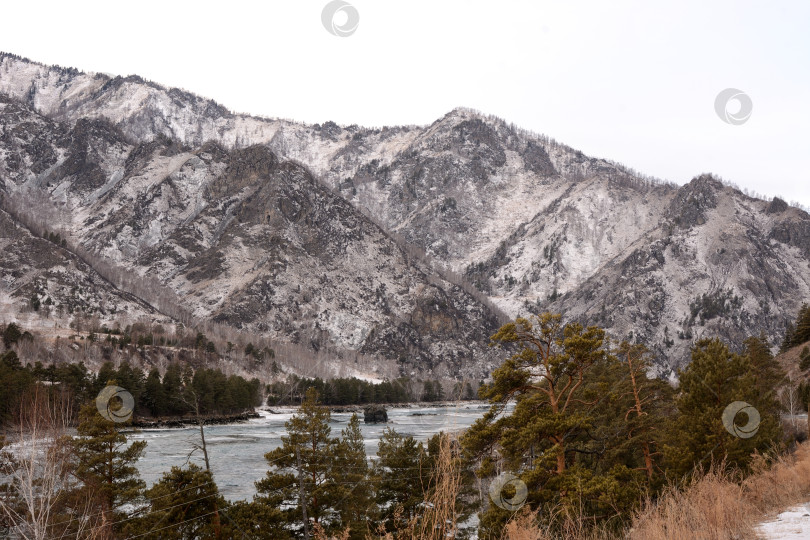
[131,402,491,501]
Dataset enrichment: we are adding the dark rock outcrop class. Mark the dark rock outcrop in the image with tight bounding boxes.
[363,405,388,424]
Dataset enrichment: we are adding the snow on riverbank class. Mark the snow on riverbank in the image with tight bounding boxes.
[757,504,810,539]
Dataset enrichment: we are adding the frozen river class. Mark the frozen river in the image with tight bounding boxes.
[129,402,491,501]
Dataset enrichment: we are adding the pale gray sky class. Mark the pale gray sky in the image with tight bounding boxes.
[2,0,809,207]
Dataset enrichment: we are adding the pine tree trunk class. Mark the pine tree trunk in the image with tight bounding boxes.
[628,352,655,481]
[556,443,566,474]
[642,441,654,481]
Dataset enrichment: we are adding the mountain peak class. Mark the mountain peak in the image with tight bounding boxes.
[687,173,725,190]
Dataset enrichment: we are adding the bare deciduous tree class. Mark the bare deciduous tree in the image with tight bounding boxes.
[0,387,102,540]
[778,377,801,431]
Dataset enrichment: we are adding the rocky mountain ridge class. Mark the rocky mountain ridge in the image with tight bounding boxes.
[0,90,501,380]
[1,52,809,376]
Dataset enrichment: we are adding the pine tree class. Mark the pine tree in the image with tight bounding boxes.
[72,403,146,534]
[462,314,653,536]
[613,342,675,484]
[781,323,796,353]
[94,361,117,394]
[332,414,374,539]
[744,335,785,419]
[800,346,810,372]
[373,427,428,532]
[2,322,22,349]
[255,388,341,536]
[421,380,436,402]
[795,304,810,345]
[465,314,608,474]
[433,379,444,401]
[782,304,810,351]
[125,464,227,539]
[143,368,167,416]
[226,501,290,540]
[162,364,187,415]
[463,381,476,400]
[663,338,783,478]
[0,350,35,426]
[114,362,145,406]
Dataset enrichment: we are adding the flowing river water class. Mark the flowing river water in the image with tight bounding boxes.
[130,402,491,501]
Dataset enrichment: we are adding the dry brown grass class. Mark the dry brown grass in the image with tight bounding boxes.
[629,443,810,540]
[502,508,615,540]
[628,466,755,540]
[501,443,810,540]
[741,444,810,518]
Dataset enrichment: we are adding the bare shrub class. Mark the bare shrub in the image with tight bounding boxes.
[0,386,102,539]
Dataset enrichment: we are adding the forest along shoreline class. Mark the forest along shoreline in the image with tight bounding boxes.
[129,400,490,429]
[129,411,261,428]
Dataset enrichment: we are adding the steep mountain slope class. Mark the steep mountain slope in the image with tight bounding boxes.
[0,53,679,306]
[2,52,809,372]
[0,206,157,325]
[547,177,810,372]
[0,94,501,379]
[0,54,660,280]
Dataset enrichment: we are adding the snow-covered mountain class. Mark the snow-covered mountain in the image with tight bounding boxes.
[2,52,809,377]
[0,92,501,380]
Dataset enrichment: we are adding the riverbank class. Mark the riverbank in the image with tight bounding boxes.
[130,411,260,428]
[128,400,488,430]
[265,399,488,414]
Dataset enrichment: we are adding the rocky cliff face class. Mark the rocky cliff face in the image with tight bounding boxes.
[546,177,810,374]
[2,52,809,376]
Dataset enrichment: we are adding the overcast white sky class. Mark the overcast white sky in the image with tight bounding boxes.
[2,0,809,207]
